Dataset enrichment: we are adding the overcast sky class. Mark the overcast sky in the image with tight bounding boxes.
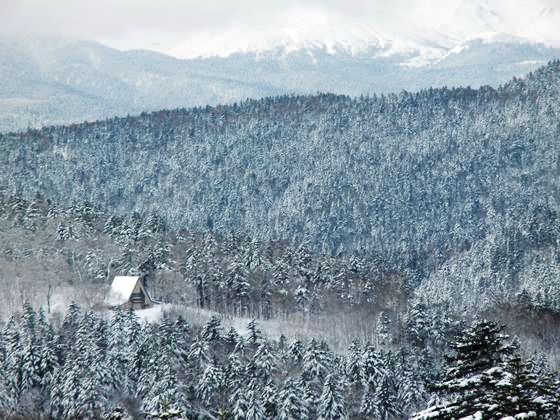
[0,0,463,49]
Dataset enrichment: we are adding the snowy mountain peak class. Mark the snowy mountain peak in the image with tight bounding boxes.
[520,1,560,47]
[151,20,423,60]
[437,0,560,47]
[144,1,560,61]
[440,0,508,37]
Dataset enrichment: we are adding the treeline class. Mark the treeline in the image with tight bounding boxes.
[1,61,560,313]
[0,303,558,419]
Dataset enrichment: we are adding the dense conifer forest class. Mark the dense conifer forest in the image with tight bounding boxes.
[2,61,560,307]
[1,61,560,418]
[1,302,558,419]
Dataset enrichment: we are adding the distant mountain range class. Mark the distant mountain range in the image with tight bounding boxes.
[149,0,560,60]
[1,0,559,132]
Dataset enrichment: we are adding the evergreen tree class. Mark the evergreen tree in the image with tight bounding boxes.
[201,315,223,343]
[288,339,304,367]
[196,362,224,407]
[376,311,392,347]
[362,374,399,420]
[244,389,266,420]
[36,308,59,414]
[261,380,278,418]
[302,339,330,383]
[412,320,515,419]
[224,327,240,350]
[246,319,262,347]
[225,353,244,393]
[231,387,249,420]
[141,352,189,419]
[405,301,429,347]
[278,378,308,420]
[254,342,277,381]
[4,316,23,403]
[317,373,347,420]
[20,303,41,395]
[107,309,130,395]
[491,355,558,419]
[345,340,362,385]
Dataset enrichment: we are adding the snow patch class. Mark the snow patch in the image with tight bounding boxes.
[135,304,165,323]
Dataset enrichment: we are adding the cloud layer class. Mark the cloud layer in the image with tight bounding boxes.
[0,0,462,49]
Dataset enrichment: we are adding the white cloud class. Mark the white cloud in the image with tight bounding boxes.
[0,0,551,50]
[0,1,447,44]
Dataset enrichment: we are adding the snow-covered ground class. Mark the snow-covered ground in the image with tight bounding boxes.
[134,304,166,323]
[159,305,377,352]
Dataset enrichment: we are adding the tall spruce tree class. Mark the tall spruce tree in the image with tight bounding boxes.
[278,378,308,420]
[413,320,515,419]
[317,373,347,420]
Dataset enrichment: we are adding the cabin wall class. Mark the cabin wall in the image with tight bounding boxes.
[130,281,153,309]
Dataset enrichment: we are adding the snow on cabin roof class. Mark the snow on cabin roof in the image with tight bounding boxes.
[106,276,140,306]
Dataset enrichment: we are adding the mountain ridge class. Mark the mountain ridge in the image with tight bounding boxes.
[1,34,558,133]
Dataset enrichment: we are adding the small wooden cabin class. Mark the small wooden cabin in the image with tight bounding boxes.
[106,276,154,310]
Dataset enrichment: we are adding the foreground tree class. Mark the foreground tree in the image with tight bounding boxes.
[490,355,558,419]
[413,320,559,419]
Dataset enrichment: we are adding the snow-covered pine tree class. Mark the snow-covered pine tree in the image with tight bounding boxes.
[107,309,130,395]
[201,315,223,343]
[24,199,41,231]
[103,215,122,237]
[491,355,558,419]
[412,320,515,419]
[317,373,347,420]
[364,374,399,420]
[74,369,109,419]
[0,376,15,418]
[302,339,330,383]
[277,378,308,420]
[246,319,262,347]
[141,351,190,419]
[36,308,59,414]
[261,380,278,418]
[230,262,250,316]
[230,386,249,420]
[196,362,224,407]
[344,339,363,415]
[3,316,23,404]
[345,339,362,385]
[244,389,266,420]
[376,310,392,347]
[254,342,277,382]
[405,301,430,348]
[20,303,42,396]
[59,302,82,362]
[224,327,240,350]
[187,336,211,374]
[224,353,244,395]
[287,339,304,368]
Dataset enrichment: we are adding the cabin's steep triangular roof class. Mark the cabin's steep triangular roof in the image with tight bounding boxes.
[106,276,140,306]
